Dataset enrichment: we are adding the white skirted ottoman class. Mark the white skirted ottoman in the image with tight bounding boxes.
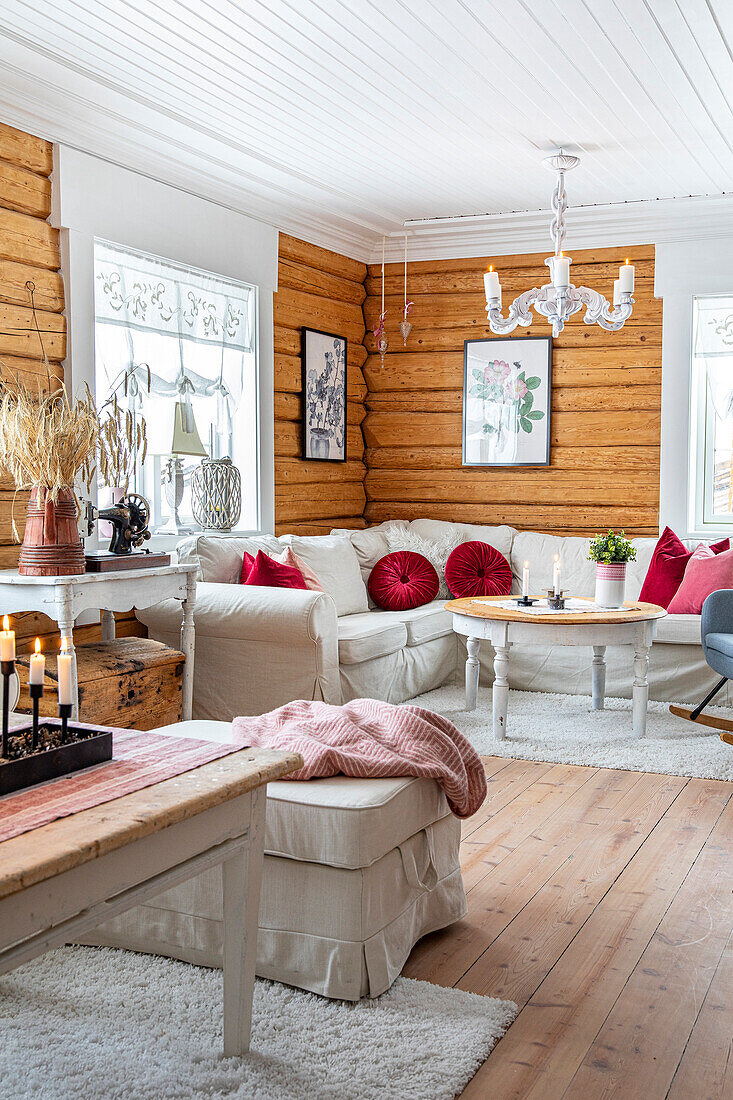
[79,720,468,1000]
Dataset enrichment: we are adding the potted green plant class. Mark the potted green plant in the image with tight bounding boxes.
[588,530,637,608]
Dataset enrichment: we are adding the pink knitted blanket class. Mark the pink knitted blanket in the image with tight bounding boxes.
[232,698,487,818]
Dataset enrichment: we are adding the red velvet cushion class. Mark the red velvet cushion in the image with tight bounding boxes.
[445,541,513,598]
[240,549,307,590]
[638,527,730,608]
[368,551,439,611]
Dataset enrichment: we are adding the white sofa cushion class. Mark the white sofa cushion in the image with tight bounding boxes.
[338,614,407,664]
[655,614,701,644]
[177,533,282,584]
[265,774,451,868]
[283,535,368,616]
[449,522,516,560]
[360,602,453,647]
[332,521,409,585]
[511,531,597,595]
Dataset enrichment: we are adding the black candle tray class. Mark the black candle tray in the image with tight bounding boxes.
[0,720,113,796]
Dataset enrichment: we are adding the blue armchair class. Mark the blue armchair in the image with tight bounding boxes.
[670,589,733,742]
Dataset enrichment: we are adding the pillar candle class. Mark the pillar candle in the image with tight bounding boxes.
[613,279,621,307]
[29,637,45,685]
[0,616,15,662]
[553,253,570,288]
[618,258,635,293]
[484,266,501,301]
[522,561,530,599]
[57,638,74,706]
[553,555,561,596]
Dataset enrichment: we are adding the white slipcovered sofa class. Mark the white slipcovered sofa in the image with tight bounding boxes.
[137,520,728,718]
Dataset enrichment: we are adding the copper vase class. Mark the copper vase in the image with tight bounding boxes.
[18,486,85,576]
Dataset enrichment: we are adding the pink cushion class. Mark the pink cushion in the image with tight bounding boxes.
[240,549,307,590]
[667,544,733,614]
[639,527,729,608]
[445,541,512,598]
[368,551,439,611]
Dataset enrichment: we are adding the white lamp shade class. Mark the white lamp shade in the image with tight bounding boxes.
[170,400,207,457]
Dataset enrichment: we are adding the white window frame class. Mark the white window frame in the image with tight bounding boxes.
[689,293,733,534]
[52,145,277,553]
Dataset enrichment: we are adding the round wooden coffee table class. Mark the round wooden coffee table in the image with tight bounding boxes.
[445,596,667,740]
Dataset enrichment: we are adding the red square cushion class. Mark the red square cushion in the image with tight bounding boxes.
[240,549,307,590]
[638,527,729,609]
[368,551,439,611]
[445,541,512,598]
[667,544,733,614]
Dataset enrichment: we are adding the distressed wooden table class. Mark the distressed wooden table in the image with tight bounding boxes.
[0,564,197,722]
[0,745,302,1056]
[446,596,667,739]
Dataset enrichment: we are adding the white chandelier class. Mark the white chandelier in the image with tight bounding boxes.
[483,153,635,338]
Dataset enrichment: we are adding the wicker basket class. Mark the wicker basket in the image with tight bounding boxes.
[191,457,242,531]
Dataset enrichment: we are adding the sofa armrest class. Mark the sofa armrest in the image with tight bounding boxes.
[137,582,341,718]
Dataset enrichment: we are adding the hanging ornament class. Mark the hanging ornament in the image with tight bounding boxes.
[372,236,388,367]
[399,229,413,345]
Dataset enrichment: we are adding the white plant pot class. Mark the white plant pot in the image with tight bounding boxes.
[594,562,627,609]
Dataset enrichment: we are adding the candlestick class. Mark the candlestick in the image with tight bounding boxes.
[618,258,634,294]
[59,702,71,741]
[522,560,530,599]
[30,682,43,751]
[1,656,14,759]
[0,615,15,663]
[29,637,44,752]
[57,637,74,708]
[553,554,561,597]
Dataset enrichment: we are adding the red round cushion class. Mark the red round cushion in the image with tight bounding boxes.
[368,551,439,611]
[445,541,512,598]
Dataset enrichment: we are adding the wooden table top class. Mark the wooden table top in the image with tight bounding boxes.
[445,595,667,626]
[0,746,302,901]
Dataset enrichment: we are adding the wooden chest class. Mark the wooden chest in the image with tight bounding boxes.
[16,638,184,731]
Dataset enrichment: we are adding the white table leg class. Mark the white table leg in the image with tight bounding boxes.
[591,645,606,710]
[180,573,196,722]
[101,609,116,642]
[493,644,511,741]
[57,598,79,721]
[222,787,266,1057]
[465,636,481,711]
[632,642,650,737]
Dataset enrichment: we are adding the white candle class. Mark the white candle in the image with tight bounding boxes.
[484,266,501,301]
[553,252,570,289]
[0,616,15,662]
[29,637,45,686]
[618,258,635,294]
[553,554,561,596]
[613,279,621,307]
[522,561,530,599]
[57,637,74,706]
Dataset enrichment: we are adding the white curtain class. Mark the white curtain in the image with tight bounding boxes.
[693,295,733,420]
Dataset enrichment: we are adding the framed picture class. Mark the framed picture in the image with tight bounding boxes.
[301,327,348,462]
[462,336,552,466]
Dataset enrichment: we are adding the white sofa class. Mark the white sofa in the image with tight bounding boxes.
[137,520,728,718]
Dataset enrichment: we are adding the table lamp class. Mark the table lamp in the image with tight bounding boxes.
[158,398,207,535]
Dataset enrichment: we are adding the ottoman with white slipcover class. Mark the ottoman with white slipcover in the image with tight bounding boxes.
[79,720,468,1000]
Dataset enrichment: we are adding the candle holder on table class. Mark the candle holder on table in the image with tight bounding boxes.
[546,589,566,610]
[513,596,538,607]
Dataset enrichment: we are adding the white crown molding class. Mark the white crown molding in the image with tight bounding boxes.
[371,193,733,264]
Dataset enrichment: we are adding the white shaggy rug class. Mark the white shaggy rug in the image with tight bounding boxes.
[0,947,517,1100]
[409,684,733,781]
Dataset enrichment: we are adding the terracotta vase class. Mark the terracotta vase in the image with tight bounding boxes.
[18,485,85,576]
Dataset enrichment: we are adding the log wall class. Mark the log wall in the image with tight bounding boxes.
[362,244,661,536]
[273,234,368,534]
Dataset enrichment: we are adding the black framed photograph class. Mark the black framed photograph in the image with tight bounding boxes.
[462,336,552,466]
[301,327,348,462]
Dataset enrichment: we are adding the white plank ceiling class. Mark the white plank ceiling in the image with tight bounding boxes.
[0,0,732,259]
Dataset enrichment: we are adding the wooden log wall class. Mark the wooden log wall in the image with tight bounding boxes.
[0,121,141,653]
[273,234,368,534]
[362,244,661,536]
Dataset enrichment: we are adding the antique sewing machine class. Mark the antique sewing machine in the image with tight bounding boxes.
[83,493,170,572]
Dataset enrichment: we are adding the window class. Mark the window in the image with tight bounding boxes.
[690,295,733,531]
[93,240,258,532]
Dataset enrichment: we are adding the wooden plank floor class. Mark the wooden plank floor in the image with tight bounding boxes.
[403,758,732,1099]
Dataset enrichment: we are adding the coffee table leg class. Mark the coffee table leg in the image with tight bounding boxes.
[632,643,650,737]
[493,644,510,740]
[465,637,481,711]
[592,646,606,710]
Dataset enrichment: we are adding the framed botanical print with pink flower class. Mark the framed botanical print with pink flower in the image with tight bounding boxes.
[462,336,552,466]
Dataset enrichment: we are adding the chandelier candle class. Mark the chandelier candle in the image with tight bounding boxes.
[619,258,635,293]
[553,252,570,288]
[1,616,15,758]
[484,266,501,301]
[29,637,44,750]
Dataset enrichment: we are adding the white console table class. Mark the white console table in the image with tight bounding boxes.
[0,564,197,721]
